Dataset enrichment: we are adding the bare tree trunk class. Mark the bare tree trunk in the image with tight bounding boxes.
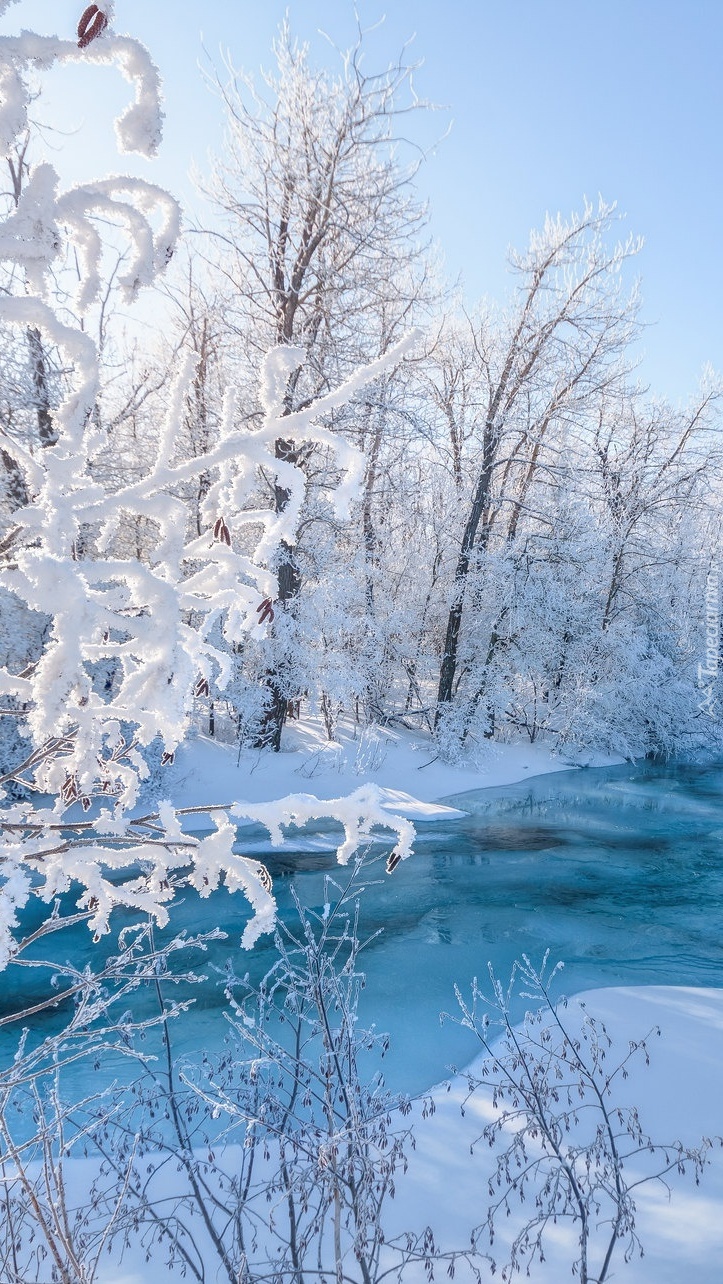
[1,152,55,504]
[253,432,302,751]
[1,447,29,510]
[192,316,211,536]
[362,416,384,615]
[435,427,497,720]
[27,325,57,448]
[1,326,55,511]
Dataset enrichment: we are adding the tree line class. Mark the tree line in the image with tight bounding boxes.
[20,22,714,765]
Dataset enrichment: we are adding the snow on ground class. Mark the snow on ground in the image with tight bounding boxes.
[99,986,723,1284]
[162,715,623,825]
[103,723,723,1281]
[392,985,723,1283]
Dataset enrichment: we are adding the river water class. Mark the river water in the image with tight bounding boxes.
[3,759,723,1098]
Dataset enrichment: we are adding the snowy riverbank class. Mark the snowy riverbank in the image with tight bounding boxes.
[159,716,625,822]
[10,729,722,1283]
[100,985,723,1284]
[387,985,723,1283]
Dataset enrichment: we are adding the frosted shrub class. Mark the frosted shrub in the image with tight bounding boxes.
[448,954,714,1284]
[0,913,223,1284]
[87,863,446,1284]
[353,722,389,775]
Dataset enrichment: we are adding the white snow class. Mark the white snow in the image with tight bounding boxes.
[163,714,619,823]
[383,985,723,1283]
[69,981,723,1284]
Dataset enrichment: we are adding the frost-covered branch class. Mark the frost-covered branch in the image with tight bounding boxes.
[0,2,418,965]
[0,785,414,965]
[0,24,163,159]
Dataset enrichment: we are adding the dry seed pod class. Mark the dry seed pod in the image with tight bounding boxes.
[161,750,175,766]
[386,851,402,874]
[256,597,275,624]
[77,4,108,48]
[61,774,79,804]
[81,796,92,812]
[213,517,231,546]
[194,676,210,698]
[255,863,273,894]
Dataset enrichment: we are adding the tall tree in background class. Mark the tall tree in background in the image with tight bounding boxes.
[0,133,58,513]
[434,203,641,743]
[202,22,433,748]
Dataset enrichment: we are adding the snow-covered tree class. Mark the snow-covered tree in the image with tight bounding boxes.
[0,2,417,969]
[200,21,437,747]
[434,202,641,741]
[426,285,723,756]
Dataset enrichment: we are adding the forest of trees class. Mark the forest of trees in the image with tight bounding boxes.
[2,15,722,810]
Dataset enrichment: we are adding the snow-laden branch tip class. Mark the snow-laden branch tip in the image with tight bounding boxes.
[56,177,181,311]
[0,786,415,964]
[0,29,164,158]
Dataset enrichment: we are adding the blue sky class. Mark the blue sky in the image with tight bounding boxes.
[2,0,723,402]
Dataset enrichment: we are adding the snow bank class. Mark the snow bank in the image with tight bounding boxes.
[389,985,723,1282]
[160,715,624,826]
[81,986,723,1284]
